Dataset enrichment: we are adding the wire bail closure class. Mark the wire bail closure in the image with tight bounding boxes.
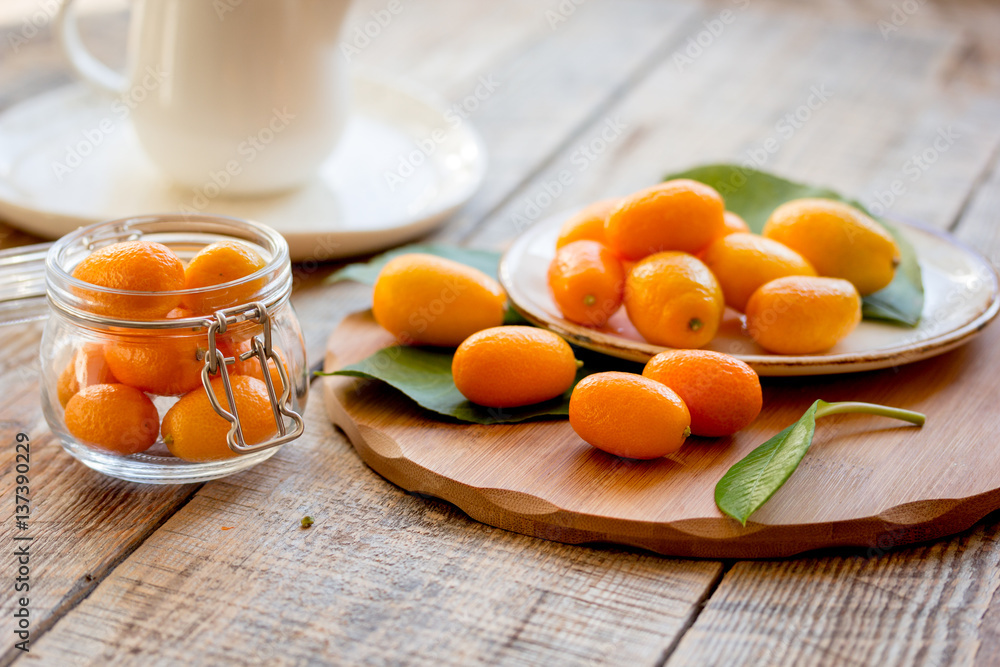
[202,302,305,455]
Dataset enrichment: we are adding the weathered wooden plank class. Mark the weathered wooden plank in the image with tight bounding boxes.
[340,0,549,100]
[749,0,1000,93]
[24,392,724,666]
[664,526,1000,667]
[290,271,373,372]
[0,18,159,633]
[465,8,1000,250]
[3,1,999,665]
[0,3,659,660]
[442,6,1000,664]
[0,324,200,667]
[423,0,703,244]
[953,145,1000,667]
[952,151,1000,268]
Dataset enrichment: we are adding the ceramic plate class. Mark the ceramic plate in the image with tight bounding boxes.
[0,74,486,261]
[499,211,1000,376]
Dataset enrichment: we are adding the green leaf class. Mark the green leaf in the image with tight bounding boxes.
[715,400,925,525]
[327,243,501,285]
[665,164,924,327]
[715,400,821,526]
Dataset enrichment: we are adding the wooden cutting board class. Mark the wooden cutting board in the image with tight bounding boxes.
[323,310,1000,559]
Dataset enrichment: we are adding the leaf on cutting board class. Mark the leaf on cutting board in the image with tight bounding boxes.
[327,243,502,285]
[714,400,925,525]
[665,164,924,327]
[714,400,821,526]
[321,345,634,425]
[324,346,569,424]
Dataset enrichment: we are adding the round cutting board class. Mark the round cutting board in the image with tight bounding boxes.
[323,311,1000,559]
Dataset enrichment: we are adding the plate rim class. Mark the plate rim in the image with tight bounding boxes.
[499,212,1000,376]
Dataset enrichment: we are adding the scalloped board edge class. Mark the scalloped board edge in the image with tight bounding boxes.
[323,337,1000,559]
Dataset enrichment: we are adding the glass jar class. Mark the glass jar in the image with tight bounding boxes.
[40,214,308,484]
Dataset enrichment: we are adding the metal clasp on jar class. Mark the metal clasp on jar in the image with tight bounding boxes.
[201,302,305,454]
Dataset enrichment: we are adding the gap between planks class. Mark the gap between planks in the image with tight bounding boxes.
[947,139,1000,233]
[21,5,996,662]
[1,484,204,667]
[454,7,716,247]
[655,561,733,667]
[4,368,328,667]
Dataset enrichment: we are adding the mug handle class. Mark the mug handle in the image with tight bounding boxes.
[56,0,127,95]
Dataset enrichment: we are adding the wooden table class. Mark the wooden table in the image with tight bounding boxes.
[2,1,999,664]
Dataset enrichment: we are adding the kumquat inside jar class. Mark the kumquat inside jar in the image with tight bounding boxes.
[40,214,307,484]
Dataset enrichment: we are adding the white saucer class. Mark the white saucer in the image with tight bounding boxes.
[0,75,487,261]
[500,211,1000,376]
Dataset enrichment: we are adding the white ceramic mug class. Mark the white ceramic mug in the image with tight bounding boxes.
[57,0,353,195]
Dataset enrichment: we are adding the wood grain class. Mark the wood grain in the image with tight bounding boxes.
[0,323,199,667]
[665,526,1000,667]
[466,7,1000,251]
[1,2,714,660]
[1,0,999,663]
[322,307,1000,559]
[661,128,1000,667]
[0,3,728,663]
[427,0,702,245]
[22,388,724,666]
[748,0,1000,93]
